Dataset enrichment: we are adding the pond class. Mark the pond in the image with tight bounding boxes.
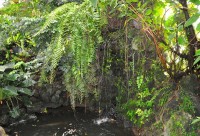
[11,107,133,136]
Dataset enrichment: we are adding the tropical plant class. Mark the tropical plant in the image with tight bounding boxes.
[194,49,200,69]
[35,0,103,108]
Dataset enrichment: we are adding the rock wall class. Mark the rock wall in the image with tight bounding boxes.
[132,74,200,136]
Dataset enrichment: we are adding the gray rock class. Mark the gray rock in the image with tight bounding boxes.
[0,114,9,126]
[41,92,50,102]
[163,111,192,136]
[27,101,43,113]
[123,118,132,128]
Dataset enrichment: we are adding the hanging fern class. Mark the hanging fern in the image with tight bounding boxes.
[35,0,103,108]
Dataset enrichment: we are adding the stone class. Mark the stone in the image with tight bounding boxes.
[0,126,8,136]
[0,115,9,126]
[27,101,43,113]
[163,111,192,136]
[41,92,50,102]
[123,117,132,128]
[180,74,199,94]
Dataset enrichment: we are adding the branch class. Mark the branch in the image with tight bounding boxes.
[170,47,189,60]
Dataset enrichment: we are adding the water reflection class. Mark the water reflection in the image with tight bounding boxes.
[12,107,133,136]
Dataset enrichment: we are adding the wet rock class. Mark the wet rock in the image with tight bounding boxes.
[123,118,132,128]
[27,101,43,113]
[41,91,50,102]
[180,74,200,115]
[28,114,37,121]
[190,93,200,116]
[180,74,199,94]
[43,102,61,108]
[0,115,9,126]
[163,111,192,136]
[63,99,70,106]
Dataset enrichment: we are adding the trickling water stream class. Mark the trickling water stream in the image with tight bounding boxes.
[11,107,133,136]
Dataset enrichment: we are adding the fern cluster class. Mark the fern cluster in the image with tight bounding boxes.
[35,0,103,108]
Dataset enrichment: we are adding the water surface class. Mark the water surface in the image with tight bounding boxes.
[12,107,133,136]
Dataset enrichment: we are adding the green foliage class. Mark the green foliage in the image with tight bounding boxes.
[194,49,200,69]
[191,117,200,124]
[0,11,40,108]
[36,0,103,108]
[0,60,38,101]
[0,0,53,17]
[191,117,200,125]
[179,91,195,114]
[184,13,200,27]
[123,78,160,126]
[89,0,98,7]
[9,106,20,118]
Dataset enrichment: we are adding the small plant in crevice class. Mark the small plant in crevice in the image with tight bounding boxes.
[122,75,156,126]
[116,58,168,126]
[179,91,195,114]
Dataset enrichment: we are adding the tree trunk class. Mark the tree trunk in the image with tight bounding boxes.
[178,0,200,72]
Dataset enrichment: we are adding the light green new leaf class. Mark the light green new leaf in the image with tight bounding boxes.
[185,13,200,27]
[196,23,200,31]
[126,0,138,3]
[191,117,200,124]
[178,36,186,45]
[195,49,200,56]
[193,56,200,66]
[89,0,98,7]
[14,61,25,69]
[145,9,152,16]
[190,0,200,5]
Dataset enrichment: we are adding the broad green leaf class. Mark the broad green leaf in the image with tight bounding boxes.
[0,62,15,72]
[22,79,36,87]
[190,0,200,5]
[178,36,186,45]
[195,49,200,56]
[185,13,200,27]
[145,9,152,15]
[196,23,200,31]
[193,56,200,65]
[4,86,18,97]
[6,73,20,81]
[18,88,32,96]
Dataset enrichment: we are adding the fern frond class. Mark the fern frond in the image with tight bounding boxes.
[34,2,77,37]
[37,0,103,108]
